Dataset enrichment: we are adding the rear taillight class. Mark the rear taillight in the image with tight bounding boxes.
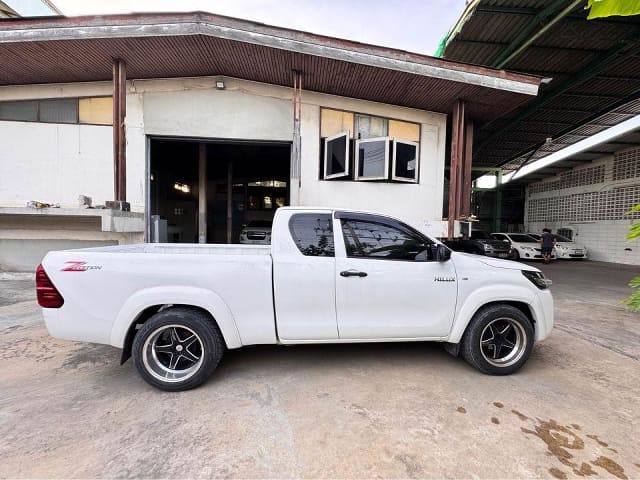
[36,264,64,308]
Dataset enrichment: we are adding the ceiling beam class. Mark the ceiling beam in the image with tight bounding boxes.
[453,39,601,55]
[477,41,640,155]
[559,92,623,100]
[492,0,581,68]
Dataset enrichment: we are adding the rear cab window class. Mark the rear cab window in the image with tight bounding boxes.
[288,214,335,257]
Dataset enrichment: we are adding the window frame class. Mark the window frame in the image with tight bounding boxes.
[354,136,390,181]
[0,96,112,126]
[323,131,351,180]
[392,139,419,183]
[38,97,79,124]
[335,211,434,262]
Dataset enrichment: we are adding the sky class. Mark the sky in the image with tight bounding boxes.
[52,0,468,56]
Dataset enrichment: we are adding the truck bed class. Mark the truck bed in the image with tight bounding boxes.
[42,243,276,348]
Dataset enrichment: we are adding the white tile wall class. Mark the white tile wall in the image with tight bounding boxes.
[525,147,640,265]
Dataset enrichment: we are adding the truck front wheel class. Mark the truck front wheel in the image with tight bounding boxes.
[132,307,224,391]
[460,304,534,375]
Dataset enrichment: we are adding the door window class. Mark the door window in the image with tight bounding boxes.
[289,214,335,257]
[339,214,432,261]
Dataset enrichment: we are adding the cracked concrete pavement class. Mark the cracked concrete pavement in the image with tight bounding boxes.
[1,261,639,479]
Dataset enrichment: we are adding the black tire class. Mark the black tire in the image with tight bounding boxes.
[132,307,224,391]
[508,249,520,260]
[460,304,534,375]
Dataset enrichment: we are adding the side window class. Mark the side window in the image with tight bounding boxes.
[340,216,433,261]
[289,214,335,257]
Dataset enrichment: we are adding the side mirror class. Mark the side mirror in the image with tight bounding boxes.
[435,244,451,262]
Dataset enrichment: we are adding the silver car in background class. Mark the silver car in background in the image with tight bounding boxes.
[239,220,272,244]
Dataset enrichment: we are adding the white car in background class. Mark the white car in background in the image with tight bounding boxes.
[491,233,555,261]
[527,233,588,260]
[239,220,272,244]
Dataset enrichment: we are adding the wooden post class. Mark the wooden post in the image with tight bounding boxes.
[226,161,233,244]
[448,100,465,238]
[112,58,127,201]
[198,143,207,244]
[462,121,474,217]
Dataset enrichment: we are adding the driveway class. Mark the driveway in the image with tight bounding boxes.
[1,261,639,479]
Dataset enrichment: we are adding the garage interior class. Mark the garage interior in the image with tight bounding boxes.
[149,139,290,243]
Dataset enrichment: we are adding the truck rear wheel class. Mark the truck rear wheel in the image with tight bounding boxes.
[132,307,224,391]
[460,304,533,375]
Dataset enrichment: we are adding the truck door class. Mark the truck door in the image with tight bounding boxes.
[272,210,339,340]
[334,212,457,339]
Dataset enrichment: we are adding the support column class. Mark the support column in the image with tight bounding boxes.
[462,121,474,218]
[448,101,475,238]
[198,143,207,244]
[226,161,233,244]
[448,100,465,238]
[112,58,127,202]
[494,170,503,233]
[290,70,302,203]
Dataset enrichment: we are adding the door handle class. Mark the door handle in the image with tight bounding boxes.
[340,270,368,278]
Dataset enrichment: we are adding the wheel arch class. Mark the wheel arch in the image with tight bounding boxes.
[445,299,536,356]
[447,286,537,345]
[119,304,232,365]
[111,286,243,364]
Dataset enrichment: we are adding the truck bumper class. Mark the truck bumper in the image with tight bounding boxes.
[532,290,554,341]
[42,307,111,345]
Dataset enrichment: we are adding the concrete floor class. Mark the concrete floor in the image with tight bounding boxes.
[1,261,639,479]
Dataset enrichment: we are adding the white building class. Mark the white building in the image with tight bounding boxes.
[525,140,640,265]
[0,12,540,270]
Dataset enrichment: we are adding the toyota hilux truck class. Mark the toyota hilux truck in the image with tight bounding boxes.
[37,207,553,391]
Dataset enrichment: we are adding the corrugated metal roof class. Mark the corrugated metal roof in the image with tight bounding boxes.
[0,12,541,123]
[442,0,640,176]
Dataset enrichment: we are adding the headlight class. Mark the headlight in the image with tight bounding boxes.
[522,270,552,290]
[483,243,491,250]
[522,246,535,251]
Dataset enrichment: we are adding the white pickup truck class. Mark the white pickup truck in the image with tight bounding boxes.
[37,207,553,391]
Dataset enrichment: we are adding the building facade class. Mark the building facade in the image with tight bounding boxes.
[525,146,640,264]
[0,13,539,270]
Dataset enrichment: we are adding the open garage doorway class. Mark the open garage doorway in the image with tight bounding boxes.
[149,138,291,243]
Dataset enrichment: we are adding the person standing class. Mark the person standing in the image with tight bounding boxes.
[540,228,556,264]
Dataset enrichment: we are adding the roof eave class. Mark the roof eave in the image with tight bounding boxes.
[0,12,541,96]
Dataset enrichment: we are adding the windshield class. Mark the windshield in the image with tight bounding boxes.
[509,234,538,243]
[554,234,572,242]
[470,231,490,240]
[528,233,541,240]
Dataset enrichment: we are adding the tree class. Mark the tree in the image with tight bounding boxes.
[623,204,640,311]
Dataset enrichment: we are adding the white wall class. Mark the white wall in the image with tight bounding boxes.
[298,101,445,228]
[134,76,447,229]
[525,152,640,265]
[0,121,113,207]
[140,80,292,141]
